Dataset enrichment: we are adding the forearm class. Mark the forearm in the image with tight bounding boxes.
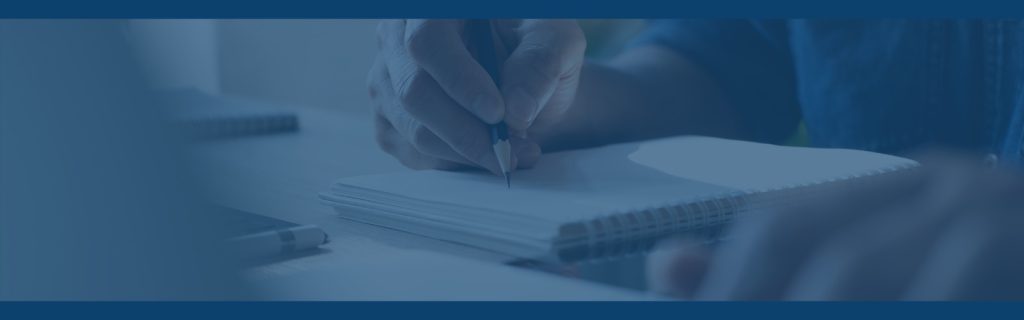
[536,46,745,151]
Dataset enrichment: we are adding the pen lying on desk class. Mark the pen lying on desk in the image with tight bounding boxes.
[227,225,330,260]
[466,19,513,188]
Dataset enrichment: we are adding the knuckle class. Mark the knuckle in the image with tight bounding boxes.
[366,83,378,100]
[366,76,381,101]
[368,86,391,115]
[374,127,397,155]
[518,48,562,81]
[521,46,559,68]
[507,90,540,120]
[365,60,379,88]
[573,34,587,55]
[395,69,431,110]
[404,21,443,61]
[370,99,389,117]
[559,22,587,52]
[409,125,436,149]
[366,59,389,101]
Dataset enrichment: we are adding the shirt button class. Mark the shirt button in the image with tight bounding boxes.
[983,153,999,168]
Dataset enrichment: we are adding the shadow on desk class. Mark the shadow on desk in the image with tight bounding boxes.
[244,248,334,267]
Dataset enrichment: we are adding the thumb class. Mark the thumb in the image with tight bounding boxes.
[499,20,585,133]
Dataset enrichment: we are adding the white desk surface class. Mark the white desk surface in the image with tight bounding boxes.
[191,107,652,300]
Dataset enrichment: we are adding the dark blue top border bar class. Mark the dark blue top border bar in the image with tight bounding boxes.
[3,0,1024,18]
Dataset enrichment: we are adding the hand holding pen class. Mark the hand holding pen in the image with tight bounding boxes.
[465,19,512,187]
[367,19,586,179]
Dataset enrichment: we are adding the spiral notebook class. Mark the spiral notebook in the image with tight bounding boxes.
[320,136,918,262]
[162,89,299,140]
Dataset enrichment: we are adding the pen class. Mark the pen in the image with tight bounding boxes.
[466,19,512,188]
[227,225,330,260]
[215,205,330,260]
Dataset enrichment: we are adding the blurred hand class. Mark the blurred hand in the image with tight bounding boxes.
[368,19,586,173]
[648,152,1024,300]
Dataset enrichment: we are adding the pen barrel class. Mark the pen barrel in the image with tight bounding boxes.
[490,121,508,143]
[226,225,327,260]
[466,19,502,86]
[468,20,513,179]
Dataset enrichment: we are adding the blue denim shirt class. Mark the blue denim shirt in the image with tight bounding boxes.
[636,20,1024,166]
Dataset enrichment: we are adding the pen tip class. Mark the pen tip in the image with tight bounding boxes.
[505,173,510,189]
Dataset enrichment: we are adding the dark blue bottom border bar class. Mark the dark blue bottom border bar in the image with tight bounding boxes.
[1,302,1022,320]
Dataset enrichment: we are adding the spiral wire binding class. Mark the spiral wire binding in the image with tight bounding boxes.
[554,162,921,262]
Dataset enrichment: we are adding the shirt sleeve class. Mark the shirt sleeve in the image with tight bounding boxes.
[630,19,802,143]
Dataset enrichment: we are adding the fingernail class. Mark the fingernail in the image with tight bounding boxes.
[504,87,536,130]
[472,94,502,124]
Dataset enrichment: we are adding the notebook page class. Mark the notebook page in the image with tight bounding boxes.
[333,136,914,226]
[326,136,918,259]
[335,139,740,224]
[628,137,917,191]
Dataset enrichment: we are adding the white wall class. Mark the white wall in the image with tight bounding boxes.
[217,19,379,114]
[129,19,221,94]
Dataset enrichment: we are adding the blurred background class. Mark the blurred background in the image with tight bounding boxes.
[132,19,644,111]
